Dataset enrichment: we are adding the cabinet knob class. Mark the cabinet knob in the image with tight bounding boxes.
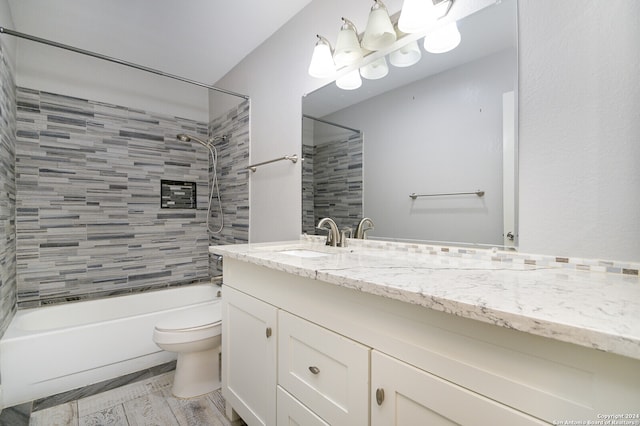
[266,327,272,338]
[308,366,320,375]
[375,388,385,406]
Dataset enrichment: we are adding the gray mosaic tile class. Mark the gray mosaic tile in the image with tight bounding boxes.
[302,128,363,234]
[0,39,17,336]
[13,88,217,305]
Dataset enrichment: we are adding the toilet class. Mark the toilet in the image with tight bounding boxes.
[153,301,222,398]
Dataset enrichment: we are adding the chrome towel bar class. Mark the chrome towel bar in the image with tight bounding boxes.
[247,155,298,172]
[409,190,485,199]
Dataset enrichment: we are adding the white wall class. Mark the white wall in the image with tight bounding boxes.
[518,0,640,261]
[218,0,640,262]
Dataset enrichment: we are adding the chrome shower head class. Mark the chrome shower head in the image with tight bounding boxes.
[176,133,210,146]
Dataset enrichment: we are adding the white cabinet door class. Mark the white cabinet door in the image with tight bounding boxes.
[371,351,547,426]
[222,286,278,426]
[277,386,330,426]
[278,311,370,426]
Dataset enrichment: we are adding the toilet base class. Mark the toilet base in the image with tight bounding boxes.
[172,346,221,398]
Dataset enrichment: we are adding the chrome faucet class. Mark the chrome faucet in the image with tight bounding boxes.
[317,217,340,246]
[355,217,374,239]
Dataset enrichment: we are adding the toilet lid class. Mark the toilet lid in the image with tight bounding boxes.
[155,303,220,332]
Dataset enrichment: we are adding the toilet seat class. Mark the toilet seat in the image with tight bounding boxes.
[153,303,222,345]
[155,303,220,332]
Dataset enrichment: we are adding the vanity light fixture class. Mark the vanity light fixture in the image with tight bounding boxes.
[308,35,336,78]
[307,0,457,90]
[423,21,461,53]
[333,18,363,67]
[362,0,397,51]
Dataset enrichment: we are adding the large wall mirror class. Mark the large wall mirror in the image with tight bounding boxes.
[302,0,518,249]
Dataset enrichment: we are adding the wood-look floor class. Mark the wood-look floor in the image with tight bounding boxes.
[28,372,244,426]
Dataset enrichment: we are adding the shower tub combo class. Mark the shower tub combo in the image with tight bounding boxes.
[0,283,220,408]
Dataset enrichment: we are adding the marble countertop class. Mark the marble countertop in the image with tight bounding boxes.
[210,239,640,361]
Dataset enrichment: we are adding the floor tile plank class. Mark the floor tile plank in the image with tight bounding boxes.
[79,404,127,426]
[29,401,79,426]
[163,388,225,426]
[28,369,242,426]
[123,390,179,426]
[77,373,173,417]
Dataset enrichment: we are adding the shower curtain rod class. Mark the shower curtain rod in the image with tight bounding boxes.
[0,26,249,100]
[303,114,360,134]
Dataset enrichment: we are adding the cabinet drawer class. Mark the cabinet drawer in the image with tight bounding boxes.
[277,386,330,426]
[278,311,370,426]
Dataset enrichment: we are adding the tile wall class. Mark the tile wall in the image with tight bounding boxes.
[208,99,250,275]
[302,132,363,234]
[0,39,17,335]
[301,144,314,235]
[13,88,247,306]
[208,100,250,245]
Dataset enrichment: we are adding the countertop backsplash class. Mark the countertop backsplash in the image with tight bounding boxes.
[302,234,640,279]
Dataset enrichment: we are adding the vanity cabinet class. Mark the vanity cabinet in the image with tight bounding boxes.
[222,286,277,426]
[221,257,640,425]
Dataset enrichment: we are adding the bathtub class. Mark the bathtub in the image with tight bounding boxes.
[0,283,221,408]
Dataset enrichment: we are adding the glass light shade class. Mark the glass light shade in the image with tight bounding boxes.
[336,69,362,90]
[360,56,389,80]
[424,21,461,53]
[333,19,363,67]
[308,37,335,78]
[398,0,440,34]
[389,40,422,67]
[362,2,397,51]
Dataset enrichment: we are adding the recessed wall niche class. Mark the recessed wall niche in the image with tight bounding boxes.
[160,179,197,209]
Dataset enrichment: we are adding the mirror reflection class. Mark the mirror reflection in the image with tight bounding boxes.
[302,0,517,248]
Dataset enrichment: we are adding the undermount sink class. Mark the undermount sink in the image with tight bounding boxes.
[278,249,331,258]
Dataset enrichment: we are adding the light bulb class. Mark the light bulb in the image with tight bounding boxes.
[398,0,440,34]
[389,40,422,67]
[336,69,362,90]
[334,18,363,67]
[360,56,389,80]
[308,35,335,78]
[424,22,461,54]
[362,1,396,51]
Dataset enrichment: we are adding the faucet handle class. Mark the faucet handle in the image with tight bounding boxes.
[339,227,353,247]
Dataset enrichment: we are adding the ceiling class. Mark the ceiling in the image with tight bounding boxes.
[5,0,313,85]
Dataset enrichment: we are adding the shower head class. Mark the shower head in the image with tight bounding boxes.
[176,133,228,145]
[176,133,209,146]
